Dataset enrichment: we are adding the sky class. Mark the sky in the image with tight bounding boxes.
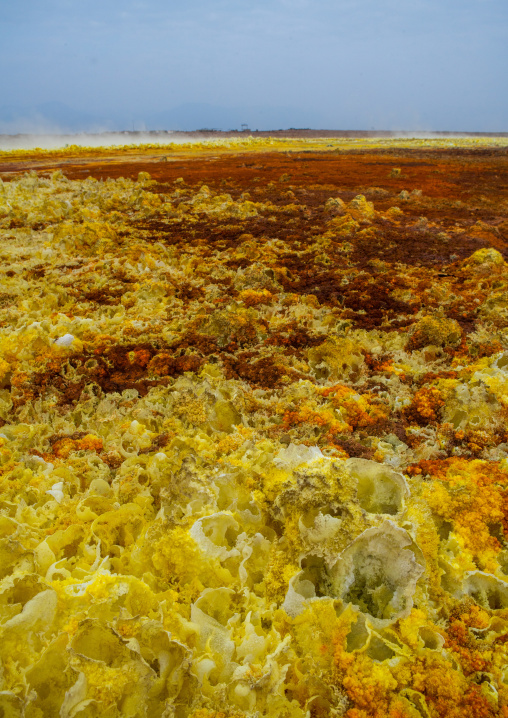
[0,0,507,132]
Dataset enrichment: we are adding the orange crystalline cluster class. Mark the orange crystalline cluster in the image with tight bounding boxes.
[51,434,104,459]
[238,289,274,306]
[407,386,445,422]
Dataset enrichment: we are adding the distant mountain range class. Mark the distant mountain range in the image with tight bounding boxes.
[0,101,320,134]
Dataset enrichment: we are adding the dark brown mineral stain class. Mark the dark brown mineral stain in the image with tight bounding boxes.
[332,437,375,460]
[13,343,206,407]
[139,432,171,454]
[83,287,126,305]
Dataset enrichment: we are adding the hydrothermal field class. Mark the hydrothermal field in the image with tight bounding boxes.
[1,135,508,717]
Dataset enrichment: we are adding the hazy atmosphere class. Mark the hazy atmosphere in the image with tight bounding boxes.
[1,0,507,133]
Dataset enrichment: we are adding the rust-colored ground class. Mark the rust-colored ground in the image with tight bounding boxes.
[3,145,507,266]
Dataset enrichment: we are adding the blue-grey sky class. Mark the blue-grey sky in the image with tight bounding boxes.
[1,0,507,132]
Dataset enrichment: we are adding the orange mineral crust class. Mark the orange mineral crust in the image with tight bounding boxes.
[0,137,508,717]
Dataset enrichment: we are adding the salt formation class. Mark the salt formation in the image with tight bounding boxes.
[54,333,76,347]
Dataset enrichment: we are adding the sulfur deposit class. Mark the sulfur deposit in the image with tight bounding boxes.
[1,139,508,717]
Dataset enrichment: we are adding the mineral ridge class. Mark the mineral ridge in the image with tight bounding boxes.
[0,137,508,717]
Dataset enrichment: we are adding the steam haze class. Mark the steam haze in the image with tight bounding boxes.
[1,0,507,134]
